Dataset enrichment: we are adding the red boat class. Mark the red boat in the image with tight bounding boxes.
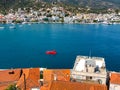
[46,50,57,55]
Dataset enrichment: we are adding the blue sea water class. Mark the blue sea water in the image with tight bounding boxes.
[0,23,120,71]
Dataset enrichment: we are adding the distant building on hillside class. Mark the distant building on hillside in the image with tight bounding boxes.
[71,55,107,84]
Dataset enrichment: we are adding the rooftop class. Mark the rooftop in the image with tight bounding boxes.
[43,69,70,82]
[72,55,106,73]
[17,68,40,90]
[41,69,70,90]
[110,72,120,85]
[0,69,21,90]
[46,81,107,90]
[0,68,40,90]
[71,55,107,84]
[0,69,21,83]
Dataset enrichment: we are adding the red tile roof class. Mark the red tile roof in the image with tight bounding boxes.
[50,81,107,90]
[0,69,21,90]
[0,15,3,19]
[43,69,70,82]
[41,69,70,90]
[0,69,21,83]
[110,72,120,84]
[0,68,40,90]
[17,68,40,90]
[41,69,107,90]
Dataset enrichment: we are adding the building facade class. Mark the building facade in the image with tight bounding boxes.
[71,55,107,84]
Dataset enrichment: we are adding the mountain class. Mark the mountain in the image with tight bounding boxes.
[0,0,119,14]
[102,0,120,7]
[104,0,120,4]
[52,0,120,9]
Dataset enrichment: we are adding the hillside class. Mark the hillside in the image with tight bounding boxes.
[105,0,120,4]
[43,0,120,8]
[0,0,119,14]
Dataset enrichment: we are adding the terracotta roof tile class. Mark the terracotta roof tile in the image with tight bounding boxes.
[50,81,107,90]
[43,69,70,82]
[0,68,40,90]
[41,69,70,90]
[17,68,40,90]
[0,69,21,83]
[41,69,107,90]
[0,69,21,90]
[0,84,9,90]
[40,86,48,90]
[110,72,120,84]
[0,15,3,19]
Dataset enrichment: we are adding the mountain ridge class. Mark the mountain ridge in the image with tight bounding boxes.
[0,0,119,14]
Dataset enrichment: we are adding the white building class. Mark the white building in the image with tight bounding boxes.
[71,55,107,84]
[109,72,120,90]
[64,17,74,23]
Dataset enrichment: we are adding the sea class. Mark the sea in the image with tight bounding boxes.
[0,23,120,71]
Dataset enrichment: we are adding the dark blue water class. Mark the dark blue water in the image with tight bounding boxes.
[0,23,120,71]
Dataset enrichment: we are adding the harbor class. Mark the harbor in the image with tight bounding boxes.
[0,23,120,71]
[0,0,120,90]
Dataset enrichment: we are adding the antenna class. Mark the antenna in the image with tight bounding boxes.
[89,50,91,58]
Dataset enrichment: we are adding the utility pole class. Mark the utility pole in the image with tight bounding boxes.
[24,73,26,90]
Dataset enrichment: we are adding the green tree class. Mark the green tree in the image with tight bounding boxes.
[115,9,119,14]
[5,84,20,90]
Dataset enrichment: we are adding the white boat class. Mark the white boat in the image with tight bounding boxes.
[22,22,27,24]
[0,27,5,29]
[102,21,112,25]
[9,26,16,29]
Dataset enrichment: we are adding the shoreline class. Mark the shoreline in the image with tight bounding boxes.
[0,22,120,25]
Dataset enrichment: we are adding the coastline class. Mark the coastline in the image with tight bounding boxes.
[0,21,120,25]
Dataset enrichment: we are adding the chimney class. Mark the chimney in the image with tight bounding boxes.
[54,74,57,81]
